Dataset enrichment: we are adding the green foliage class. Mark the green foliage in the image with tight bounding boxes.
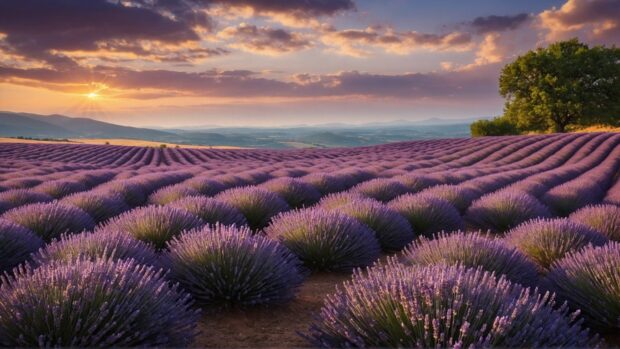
[470,117,519,137]
[499,39,620,133]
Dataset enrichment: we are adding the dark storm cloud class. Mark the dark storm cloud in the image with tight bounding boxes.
[468,13,531,34]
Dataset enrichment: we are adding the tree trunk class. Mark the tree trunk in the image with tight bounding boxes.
[552,118,567,133]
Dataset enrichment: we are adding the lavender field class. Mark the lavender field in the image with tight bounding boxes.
[1,132,620,347]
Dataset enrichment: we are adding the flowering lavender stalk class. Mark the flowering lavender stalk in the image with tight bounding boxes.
[0,219,44,272]
[168,196,248,228]
[165,224,304,306]
[465,190,552,234]
[505,218,608,270]
[265,208,380,272]
[569,204,620,241]
[101,205,204,250]
[388,194,464,237]
[0,258,200,347]
[61,192,130,223]
[332,199,415,252]
[215,186,289,231]
[95,180,148,207]
[32,229,160,267]
[306,263,596,348]
[546,242,620,331]
[403,231,539,286]
[183,176,226,196]
[1,202,95,242]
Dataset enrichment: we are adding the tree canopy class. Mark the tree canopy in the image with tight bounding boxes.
[472,39,620,136]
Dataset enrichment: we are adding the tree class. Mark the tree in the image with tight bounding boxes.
[471,117,519,137]
[499,39,620,133]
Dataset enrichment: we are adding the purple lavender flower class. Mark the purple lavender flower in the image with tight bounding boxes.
[261,177,322,208]
[101,205,204,250]
[388,194,464,237]
[546,242,620,331]
[148,184,200,205]
[505,218,608,270]
[0,219,44,272]
[215,186,289,231]
[1,202,95,242]
[165,224,304,306]
[61,192,130,223]
[332,199,415,252]
[32,229,160,267]
[168,196,248,227]
[569,204,620,241]
[265,208,380,272]
[465,190,552,234]
[300,173,352,195]
[0,258,199,346]
[403,231,539,286]
[306,263,596,348]
[351,178,410,202]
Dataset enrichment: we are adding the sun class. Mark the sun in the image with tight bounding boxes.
[86,92,99,99]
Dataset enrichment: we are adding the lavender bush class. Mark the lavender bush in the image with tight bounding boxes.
[546,242,620,331]
[403,231,539,286]
[505,218,608,270]
[35,180,87,199]
[1,202,95,242]
[95,181,148,207]
[0,258,199,346]
[0,189,53,214]
[318,191,373,210]
[419,184,480,213]
[261,177,322,208]
[184,177,226,196]
[393,173,440,193]
[569,204,620,241]
[333,199,415,252]
[101,206,204,249]
[165,224,304,306]
[215,187,289,231]
[388,194,464,236]
[61,192,129,223]
[148,184,200,205]
[169,196,248,227]
[465,190,552,234]
[306,263,595,348]
[32,229,160,267]
[351,178,410,202]
[0,219,44,272]
[265,208,380,272]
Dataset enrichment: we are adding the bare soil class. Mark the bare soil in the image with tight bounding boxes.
[192,273,351,348]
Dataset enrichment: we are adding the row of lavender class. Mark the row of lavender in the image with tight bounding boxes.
[0,133,619,347]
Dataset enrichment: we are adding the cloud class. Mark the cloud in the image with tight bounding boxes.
[540,0,620,44]
[0,61,500,102]
[209,0,354,17]
[320,26,473,57]
[468,13,532,34]
[218,24,311,54]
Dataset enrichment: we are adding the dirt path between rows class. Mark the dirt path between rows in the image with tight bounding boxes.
[193,273,351,348]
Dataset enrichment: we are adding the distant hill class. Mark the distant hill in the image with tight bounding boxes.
[0,111,472,148]
[0,112,174,140]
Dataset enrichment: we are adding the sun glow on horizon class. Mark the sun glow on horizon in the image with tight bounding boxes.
[86,92,99,99]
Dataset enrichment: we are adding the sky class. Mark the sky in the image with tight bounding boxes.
[0,0,619,127]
